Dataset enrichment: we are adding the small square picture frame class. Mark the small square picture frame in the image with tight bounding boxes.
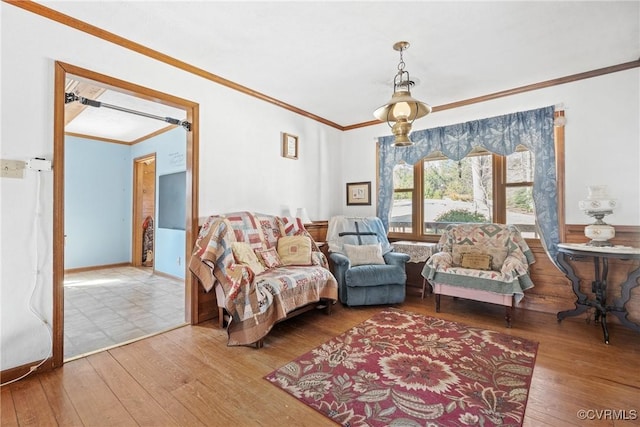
[346,181,372,206]
[282,133,299,159]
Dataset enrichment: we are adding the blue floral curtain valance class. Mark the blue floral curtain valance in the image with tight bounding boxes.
[377,105,559,261]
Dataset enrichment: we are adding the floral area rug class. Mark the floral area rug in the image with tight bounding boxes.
[264,309,538,426]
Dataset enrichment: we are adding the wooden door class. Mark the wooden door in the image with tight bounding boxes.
[133,155,156,267]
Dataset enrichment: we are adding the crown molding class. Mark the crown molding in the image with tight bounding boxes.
[5,0,640,132]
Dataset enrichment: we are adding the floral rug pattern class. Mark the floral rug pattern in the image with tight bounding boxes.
[265,309,538,426]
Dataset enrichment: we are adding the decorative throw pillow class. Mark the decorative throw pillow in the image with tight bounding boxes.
[231,242,265,274]
[343,243,385,266]
[257,216,282,249]
[452,244,508,271]
[277,235,312,265]
[255,247,283,269]
[460,252,493,270]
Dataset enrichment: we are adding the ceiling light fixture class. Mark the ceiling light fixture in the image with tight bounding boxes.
[374,41,431,147]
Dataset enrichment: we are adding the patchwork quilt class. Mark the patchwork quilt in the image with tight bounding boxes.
[189,212,337,346]
[422,223,535,303]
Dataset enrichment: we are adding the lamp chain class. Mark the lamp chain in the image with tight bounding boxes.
[397,48,406,71]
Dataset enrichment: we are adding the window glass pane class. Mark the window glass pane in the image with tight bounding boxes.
[393,162,413,189]
[506,149,534,183]
[390,191,412,233]
[390,163,413,233]
[506,186,537,238]
[423,155,493,234]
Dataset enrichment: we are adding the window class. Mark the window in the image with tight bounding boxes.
[380,107,564,246]
[504,149,535,236]
[390,162,414,233]
[389,146,538,239]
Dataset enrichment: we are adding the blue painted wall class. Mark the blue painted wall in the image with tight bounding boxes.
[64,137,132,268]
[65,128,186,278]
[131,128,186,278]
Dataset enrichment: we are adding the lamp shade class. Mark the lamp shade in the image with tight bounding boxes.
[295,208,312,224]
[374,41,431,147]
[374,90,432,122]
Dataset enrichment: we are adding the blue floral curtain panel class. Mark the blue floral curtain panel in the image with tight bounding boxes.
[376,105,559,261]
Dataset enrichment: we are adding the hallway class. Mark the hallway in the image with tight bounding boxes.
[64,266,185,360]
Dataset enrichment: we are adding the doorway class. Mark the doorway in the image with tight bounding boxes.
[133,154,156,268]
[53,62,200,366]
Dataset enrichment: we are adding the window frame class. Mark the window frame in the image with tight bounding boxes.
[386,114,565,243]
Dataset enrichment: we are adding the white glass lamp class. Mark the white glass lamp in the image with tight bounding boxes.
[296,208,312,224]
[578,185,616,246]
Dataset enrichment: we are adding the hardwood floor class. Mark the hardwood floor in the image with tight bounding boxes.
[2,295,639,426]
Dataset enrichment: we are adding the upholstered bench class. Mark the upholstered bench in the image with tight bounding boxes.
[421,223,535,327]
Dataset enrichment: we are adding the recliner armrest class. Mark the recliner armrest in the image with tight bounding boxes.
[329,252,351,267]
[384,251,410,266]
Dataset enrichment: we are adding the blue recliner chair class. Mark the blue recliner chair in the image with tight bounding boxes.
[327,216,409,306]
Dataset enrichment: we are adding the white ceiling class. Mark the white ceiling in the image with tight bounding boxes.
[49,1,639,138]
[65,84,187,142]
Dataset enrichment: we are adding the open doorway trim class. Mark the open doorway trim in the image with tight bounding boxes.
[53,61,200,368]
[133,154,156,268]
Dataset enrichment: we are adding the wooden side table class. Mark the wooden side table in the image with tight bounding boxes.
[392,241,438,298]
[304,220,328,243]
[556,243,640,344]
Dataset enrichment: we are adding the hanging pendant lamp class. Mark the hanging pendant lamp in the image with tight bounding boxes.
[373,41,431,147]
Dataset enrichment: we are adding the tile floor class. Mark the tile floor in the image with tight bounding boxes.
[64,266,185,360]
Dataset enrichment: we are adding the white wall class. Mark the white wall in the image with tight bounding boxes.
[339,68,640,227]
[1,2,638,373]
[0,4,341,371]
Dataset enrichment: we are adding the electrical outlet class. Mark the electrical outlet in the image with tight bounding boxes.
[27,158,52,172]
[1,159,25,179]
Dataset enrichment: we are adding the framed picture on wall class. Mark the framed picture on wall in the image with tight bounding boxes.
[282,132,299,159]
[346,181,371,206]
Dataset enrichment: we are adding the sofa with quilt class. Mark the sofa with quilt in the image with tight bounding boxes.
[189,211,338,347]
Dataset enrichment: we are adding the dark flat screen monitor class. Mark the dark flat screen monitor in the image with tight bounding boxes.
[158,171,186,230]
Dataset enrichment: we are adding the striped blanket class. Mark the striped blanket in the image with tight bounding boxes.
[189,212,337,346]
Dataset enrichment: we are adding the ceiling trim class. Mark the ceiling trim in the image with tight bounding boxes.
[346,59,640,131]
[64,123,178,146]
[7,0,640,132]
[64,131,132,145]
[130,124,179,145]
[432,59,640,114]
[6,0,343,130]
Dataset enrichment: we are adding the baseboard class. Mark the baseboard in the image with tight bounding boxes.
[1,357,54,386]
[152,270,184,281]
[64,262,131,274]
